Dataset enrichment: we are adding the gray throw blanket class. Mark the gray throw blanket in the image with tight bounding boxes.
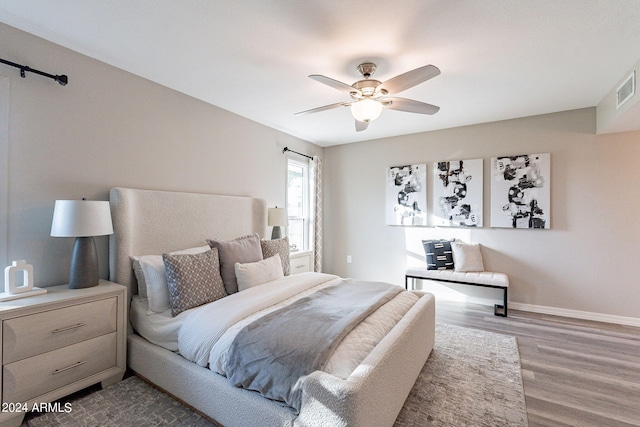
[225,279,402,412]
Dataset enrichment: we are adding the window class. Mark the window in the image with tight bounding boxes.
[287,158,311,252]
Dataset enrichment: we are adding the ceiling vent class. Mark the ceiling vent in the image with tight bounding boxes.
[616,71,635,109]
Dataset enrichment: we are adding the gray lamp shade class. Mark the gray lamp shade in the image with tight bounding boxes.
[268,207,288,240]
[51,200,113,289]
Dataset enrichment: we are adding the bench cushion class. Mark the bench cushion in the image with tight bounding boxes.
[406,267,509,288]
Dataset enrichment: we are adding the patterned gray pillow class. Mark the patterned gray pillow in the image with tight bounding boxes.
[261,236,291,276]
[163,248,227,316]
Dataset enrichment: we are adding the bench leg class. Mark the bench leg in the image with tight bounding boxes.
[405,275,417,291]
[406,274,508,317]
[494,287,508,317]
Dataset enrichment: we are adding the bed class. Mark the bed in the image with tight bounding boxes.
[109,186,435,427]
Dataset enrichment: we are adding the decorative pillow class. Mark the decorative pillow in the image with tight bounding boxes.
[131,245,210,312]
[422,239,454,270]
[261,237,291,276]
[162,248,227,317]
[207,234,263,294]
[451,242,485,272]
[235,254,285,291]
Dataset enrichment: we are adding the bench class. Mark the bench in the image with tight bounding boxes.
[405,268,509,317]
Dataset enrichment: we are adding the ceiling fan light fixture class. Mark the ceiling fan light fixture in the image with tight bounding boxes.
[351,98,383,122]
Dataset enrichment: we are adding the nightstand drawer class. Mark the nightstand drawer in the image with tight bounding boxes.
[290,254,312,273]
[3,332,116,403]
[3,297,117,363]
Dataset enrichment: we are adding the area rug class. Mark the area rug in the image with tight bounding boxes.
[394,323,528,426]
[27,323,527,427]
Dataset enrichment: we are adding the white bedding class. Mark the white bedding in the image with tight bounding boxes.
[130,296,189,351]
[132,271,420,387]
[178,272,419,381]
[179,272,341,365]
[130,273,339,353]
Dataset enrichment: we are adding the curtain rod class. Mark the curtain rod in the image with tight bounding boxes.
[0,58,68,86]
[283,147,313,160]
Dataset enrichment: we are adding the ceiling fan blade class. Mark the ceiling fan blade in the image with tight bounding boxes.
[355,119,369,132]
[382,97,440,115]
[294,101,351,116]
[379,65,440,95]
[309,75,361,96]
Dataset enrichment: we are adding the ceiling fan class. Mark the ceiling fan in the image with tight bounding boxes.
[294,62,440,132]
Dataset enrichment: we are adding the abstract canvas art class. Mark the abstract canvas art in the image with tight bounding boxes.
[386,164,427,226]
[490,153,550,229]
[433,159,483,227]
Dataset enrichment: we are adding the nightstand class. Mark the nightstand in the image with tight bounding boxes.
[290,250,313,274]
[0,280,126,427]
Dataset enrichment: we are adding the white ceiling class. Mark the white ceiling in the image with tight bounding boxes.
[2,0,640,146]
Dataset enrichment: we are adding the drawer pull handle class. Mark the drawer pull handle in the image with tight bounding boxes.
[52,361,85,375]
[52,323,86,334]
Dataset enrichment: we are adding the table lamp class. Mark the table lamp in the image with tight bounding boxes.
[51,199,113,289]
[268,207,288,240]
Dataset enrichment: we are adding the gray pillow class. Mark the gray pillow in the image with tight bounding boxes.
[163,248,227,316]
[261,236,291,276]
[131,258,149,300]
[207,234,263,294]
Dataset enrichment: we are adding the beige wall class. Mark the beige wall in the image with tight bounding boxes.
[0,23,321,287]
[323,108,640,320]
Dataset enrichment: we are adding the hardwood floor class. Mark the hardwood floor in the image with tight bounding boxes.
[435,300,640,427]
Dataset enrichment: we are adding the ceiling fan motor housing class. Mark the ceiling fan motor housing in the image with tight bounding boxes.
[351,63,389,98]
[357,62,377,78]
[351,79,384,98]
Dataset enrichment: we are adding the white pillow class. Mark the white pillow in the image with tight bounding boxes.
[131,245,210,313]
[451,242,485,272]
[235,254,284,292]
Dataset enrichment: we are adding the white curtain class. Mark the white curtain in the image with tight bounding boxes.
[310,156,322,272]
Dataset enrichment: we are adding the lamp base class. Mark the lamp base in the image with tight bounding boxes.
[271,226,282,240]
[68,236,99,289]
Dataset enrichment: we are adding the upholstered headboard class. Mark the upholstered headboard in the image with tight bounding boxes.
[108,187,268,297]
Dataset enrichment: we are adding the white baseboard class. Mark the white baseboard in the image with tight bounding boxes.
[508,301,640,328]
[419,287,640,328]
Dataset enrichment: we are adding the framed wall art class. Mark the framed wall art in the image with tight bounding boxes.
[386,164,427,226]
[433,159,483,227]
[490,153,550,229]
